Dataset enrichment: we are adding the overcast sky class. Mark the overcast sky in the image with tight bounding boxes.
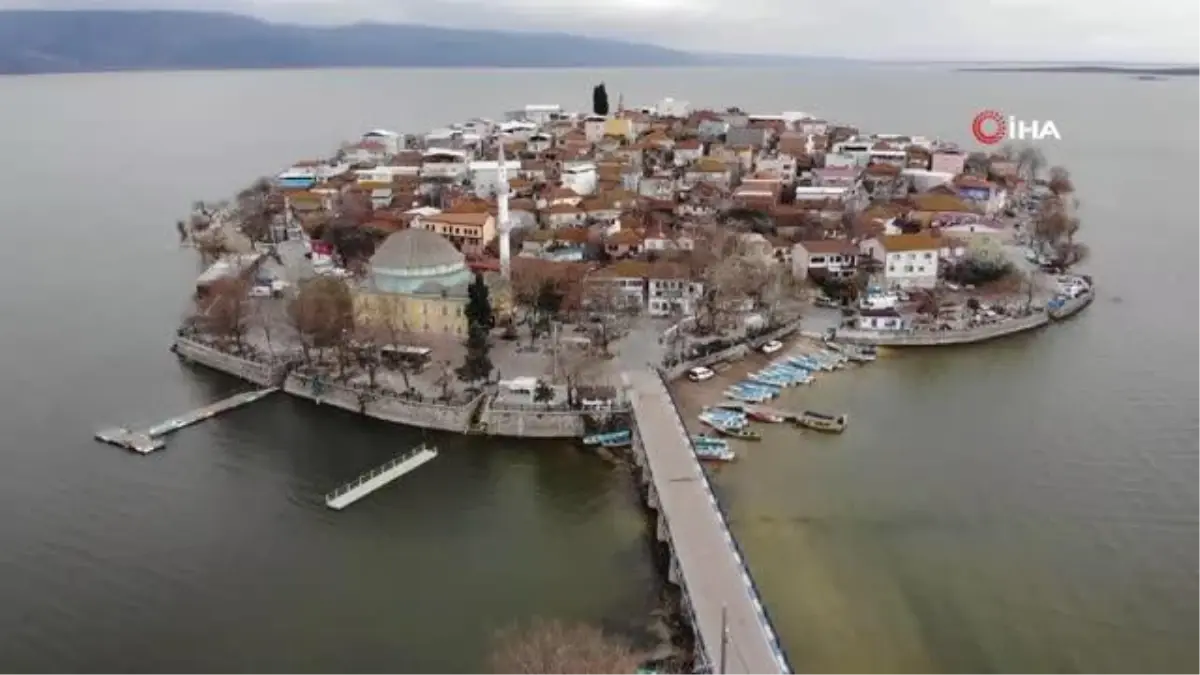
[4,0,1198,62]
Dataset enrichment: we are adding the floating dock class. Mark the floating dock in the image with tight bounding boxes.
[325,444,439,510]
[95,387,278,454]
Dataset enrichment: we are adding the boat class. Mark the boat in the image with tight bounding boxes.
[694,443,737,462]
[699,409,748,430]
[746,409,784,423]
[582,429,631,446]
[714,425,761,441]
[600,435,632,449]
[748,371,793,387]
[794,411,848,433]
[723,387,772,403]
[691,434,731,451]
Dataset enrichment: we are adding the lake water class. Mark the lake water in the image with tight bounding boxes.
[0,67,1194,673]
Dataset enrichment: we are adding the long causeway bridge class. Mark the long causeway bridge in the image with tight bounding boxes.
[623,370,791,674]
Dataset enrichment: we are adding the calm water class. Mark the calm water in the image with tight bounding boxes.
[0,67,1195,673]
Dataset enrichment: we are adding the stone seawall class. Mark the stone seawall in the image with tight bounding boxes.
[172,337,291,386]
[282,372,481,433]
[835,311,1050,347]
[475,400,591,438]
[663,318,803,381]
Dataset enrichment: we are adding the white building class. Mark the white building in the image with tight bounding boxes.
[361,129,403,154]
[860,234,941,290]
[856,308,906,331]
[523,104,562,125]
[469,160,522,197]
[561,162,598,196]
[647,271,704,317]
[654,97,690,118]
[791,240,861,281]
[420,149,469,180]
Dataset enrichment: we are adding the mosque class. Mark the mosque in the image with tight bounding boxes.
[353,228,472,336]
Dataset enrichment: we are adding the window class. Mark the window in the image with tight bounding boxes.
[888,265,895,273]
[904,265,913,273]
[811,256,826,264]
[917,266,925,273]
[441,305,447,316]
[923,252,933,260]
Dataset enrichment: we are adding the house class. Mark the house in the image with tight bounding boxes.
[674,138,704,164]
[420,148,469,180]
[684,158,733,188]
[586,260,649,311]
[604,228,645,258]
[343,140,389,165]
[544,202,586,229]
[952,174,1008,215]
[697,118,729,141]
[860,233,941,290]
[562,162,598,196]
[361,129,403,154]
[646,263,704,317]
[527,132,554,153]
[604,118,637,141]
[413,211,496,255]
[539,186,582,209]
[856,307,906,331]
[931,149,967,175]
[811,166,861,188]
[654,97,690,118]
[726,127,768,148]
[579,196,622,226]
[791,240,861,281]
[643,228,695,252]
[755,154,797,180]
[583,115,607,143]
[935,216,1007,245]
[469,159,522,197]
[638,173,677,199]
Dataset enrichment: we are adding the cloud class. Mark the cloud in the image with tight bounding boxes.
[2,0,1196,61]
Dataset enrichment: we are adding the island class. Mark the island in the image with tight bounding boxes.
[143,89,1094,673]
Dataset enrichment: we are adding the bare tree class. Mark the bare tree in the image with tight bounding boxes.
[1016,146,1047,183]
[432,359,455,402]
[194,231,232,266]
[556,347,602,407]
[198,277,252,352]
[488,619,645,675]
[287,277,355,369]
[378,299,415,392]
[1047,166,1074,195]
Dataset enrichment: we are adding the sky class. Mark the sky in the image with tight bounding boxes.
[3,0,1198,63]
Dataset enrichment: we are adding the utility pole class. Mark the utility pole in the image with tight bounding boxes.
[719,605,729,674]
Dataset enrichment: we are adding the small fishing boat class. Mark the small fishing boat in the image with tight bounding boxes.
[600,435,632,449]
[694,443,737,462]
[699,409,748,430]
[582,429,631,446]
[794,411,848,433]
[714,424,761,441]
[749,371,793,388]
[746,409,784,423]
[691,434,731,451]
[724,387,772,403]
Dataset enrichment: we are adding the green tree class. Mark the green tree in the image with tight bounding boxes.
[457,273,494,383]
[592,82,610,117]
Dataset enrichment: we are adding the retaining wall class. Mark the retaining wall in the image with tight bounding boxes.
[663,318,804,381]
[477,404,589,438]
[834,311,1050,347]
[282,372,481,433]
[172,337,291,386]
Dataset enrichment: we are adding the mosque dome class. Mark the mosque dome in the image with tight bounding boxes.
[368,229,472,295]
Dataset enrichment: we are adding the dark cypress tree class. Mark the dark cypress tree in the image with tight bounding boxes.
[457,273,494,383]
[592,83,610,117]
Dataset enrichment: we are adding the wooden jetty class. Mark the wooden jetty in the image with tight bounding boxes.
[95,387,278,454]
[325,444,439,510]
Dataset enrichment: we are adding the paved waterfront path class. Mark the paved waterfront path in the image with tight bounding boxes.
[625,370,789,675]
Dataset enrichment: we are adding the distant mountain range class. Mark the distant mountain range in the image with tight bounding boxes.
[0,10,835,74]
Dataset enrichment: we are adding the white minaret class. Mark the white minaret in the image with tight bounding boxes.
[496,135,512,281]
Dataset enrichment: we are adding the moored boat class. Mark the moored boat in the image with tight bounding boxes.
[694,443,737,462]
[582,429,631,446]
[714,425,762,441]
[746,409,784,423]
[795,410,848,433]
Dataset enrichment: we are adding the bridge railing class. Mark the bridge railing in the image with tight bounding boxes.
[651,369,794,674]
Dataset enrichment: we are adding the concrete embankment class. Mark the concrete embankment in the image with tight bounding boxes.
[171,336,604,438]
[663,319,803,381]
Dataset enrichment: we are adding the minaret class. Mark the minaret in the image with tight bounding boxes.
[496,135,512,281]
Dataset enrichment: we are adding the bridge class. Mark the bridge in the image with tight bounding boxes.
[623,370,791,674]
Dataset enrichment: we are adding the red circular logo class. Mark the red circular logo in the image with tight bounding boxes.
[971,110,1007,145]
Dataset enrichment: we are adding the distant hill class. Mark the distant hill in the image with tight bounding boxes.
[0,10,822,74]
[958,65,1198,76]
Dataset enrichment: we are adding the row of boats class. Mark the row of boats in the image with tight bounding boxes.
[723,344,875,404]
[580,427,737,462]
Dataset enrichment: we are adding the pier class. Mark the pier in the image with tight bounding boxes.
[624,370,791,674]
[325,444,439,510]
[95,387,278,454]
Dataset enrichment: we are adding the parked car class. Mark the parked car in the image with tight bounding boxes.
[760,340,783,354]
[687,366,716,382]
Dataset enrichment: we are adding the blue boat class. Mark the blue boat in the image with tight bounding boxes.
[699,410,748,430]
[582,429,631,446]
[737,380,781,394]
[724,387,771,403]
[691,435,731,451]
[749,371,792,387]
[694,443,737,462]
